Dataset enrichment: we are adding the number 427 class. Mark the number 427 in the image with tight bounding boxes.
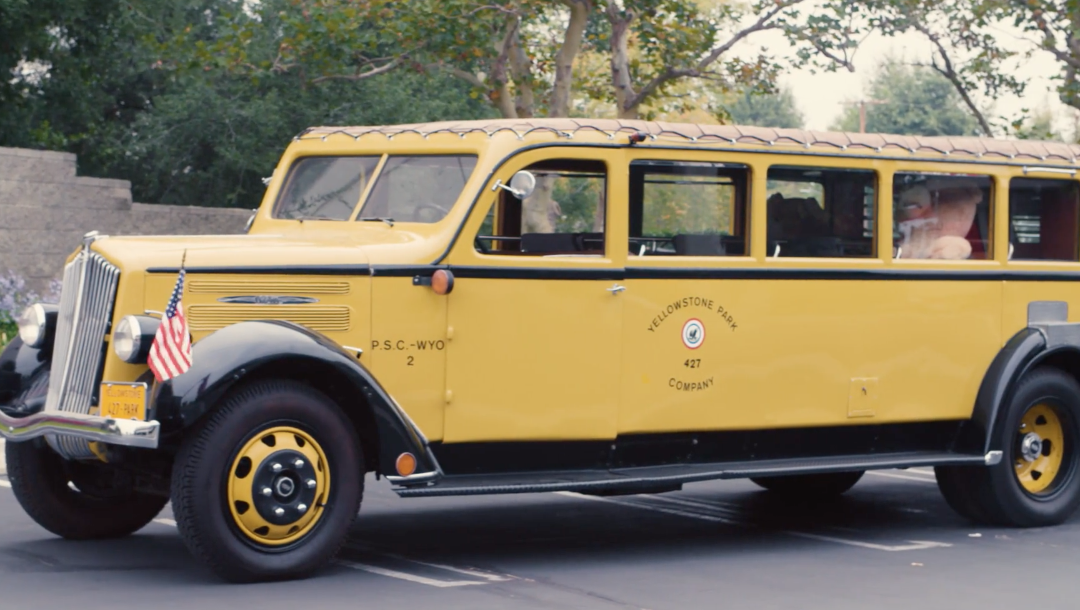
[684,359,700,369]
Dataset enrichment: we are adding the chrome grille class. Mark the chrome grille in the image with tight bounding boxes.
[44,249,120,459]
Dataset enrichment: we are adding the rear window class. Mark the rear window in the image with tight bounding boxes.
[358,155,478,223]
[273,156,380,220]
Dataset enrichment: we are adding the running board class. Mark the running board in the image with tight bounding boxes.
[392,451,993,498]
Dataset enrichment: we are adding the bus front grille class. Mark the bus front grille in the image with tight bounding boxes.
[44,249,120,460]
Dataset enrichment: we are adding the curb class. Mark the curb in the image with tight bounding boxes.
[0,439,6,476]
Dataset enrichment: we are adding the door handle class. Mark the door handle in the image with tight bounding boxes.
[607,284,626,294]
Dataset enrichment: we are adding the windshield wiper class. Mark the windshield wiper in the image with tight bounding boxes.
[359,217,395,227]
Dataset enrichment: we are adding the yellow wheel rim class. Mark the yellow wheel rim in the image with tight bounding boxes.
[227,426,330,546]
[1014,404,1066,495]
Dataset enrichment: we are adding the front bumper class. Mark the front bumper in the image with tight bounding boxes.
[0,409,159,448]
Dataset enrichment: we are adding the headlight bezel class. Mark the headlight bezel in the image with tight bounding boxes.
[113,315,160,364]
[17,303,57,349]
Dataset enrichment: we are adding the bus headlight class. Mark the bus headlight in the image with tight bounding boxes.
[17,304,57,349]
[113,315,160,364]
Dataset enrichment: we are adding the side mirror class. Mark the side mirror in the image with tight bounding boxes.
[491,170,537,199]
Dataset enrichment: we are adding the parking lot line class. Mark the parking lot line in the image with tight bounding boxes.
[556,491,953,553]
[337,561,489,588]
[867,471,938,483]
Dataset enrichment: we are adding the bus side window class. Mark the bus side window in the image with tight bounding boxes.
[893,173,992,260]
[1009,178,1080,261]
[629,160,749,257]
[474,159,607,256]
[765,166,875,258]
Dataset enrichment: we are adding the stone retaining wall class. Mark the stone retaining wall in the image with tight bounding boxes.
[0,147,251,292]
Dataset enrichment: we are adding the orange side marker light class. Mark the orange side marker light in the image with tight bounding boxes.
[431,269,455,295]
[396,453,417,477]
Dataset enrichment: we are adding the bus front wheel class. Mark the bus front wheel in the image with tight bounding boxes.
[938,367,1080,527]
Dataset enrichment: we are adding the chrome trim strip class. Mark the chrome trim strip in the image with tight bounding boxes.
[0,412,159,448]
[385,471,440,485]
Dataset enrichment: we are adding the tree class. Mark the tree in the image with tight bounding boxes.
[856,0,1023,137]
[722,87,804,128]
[170,0,863,121]
[831,60,979,136]
[0,0,494,209]
[989,1,1080,115]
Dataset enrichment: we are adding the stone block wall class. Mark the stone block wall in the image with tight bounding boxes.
[0,147,252,292]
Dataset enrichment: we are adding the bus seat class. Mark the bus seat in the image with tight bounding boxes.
[521,233,577,254]
[673,234,727,256]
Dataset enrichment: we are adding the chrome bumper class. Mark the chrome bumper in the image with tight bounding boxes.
[0,409,159,448]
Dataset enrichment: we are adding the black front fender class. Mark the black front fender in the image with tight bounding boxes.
[151,320,436,476]
[0,336,50,415]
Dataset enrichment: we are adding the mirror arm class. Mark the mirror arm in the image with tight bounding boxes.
[491,179,524,198]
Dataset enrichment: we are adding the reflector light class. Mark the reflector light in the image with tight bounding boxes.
[396,453,417,477]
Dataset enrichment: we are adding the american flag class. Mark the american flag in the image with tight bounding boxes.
[148,268,192,382]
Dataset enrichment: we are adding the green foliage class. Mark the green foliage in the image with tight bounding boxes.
[832,60,980,136]
[0,0,493,210]
[642,176,736,238]
[722,87,805,129]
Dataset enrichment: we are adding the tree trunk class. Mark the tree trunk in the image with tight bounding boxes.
[550,0,591,118]
[607,8,637,121]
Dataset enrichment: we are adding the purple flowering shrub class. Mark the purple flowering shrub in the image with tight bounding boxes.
[0,271,61,348]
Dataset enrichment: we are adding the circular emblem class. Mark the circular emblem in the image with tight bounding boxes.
[682,318,705,350]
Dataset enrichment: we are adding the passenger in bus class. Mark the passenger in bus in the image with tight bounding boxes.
[896,180,981,259]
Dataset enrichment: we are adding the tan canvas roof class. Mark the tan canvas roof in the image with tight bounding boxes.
[300,118,1080,166]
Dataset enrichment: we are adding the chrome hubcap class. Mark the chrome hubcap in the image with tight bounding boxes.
[1021,432,1044,462]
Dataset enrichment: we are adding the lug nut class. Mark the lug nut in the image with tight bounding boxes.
[297,504,308,513]
[261,487,272,497]
[271,463,282,472]
[294,458,305,468]
[274,507,285,517]
[306,479,317,489]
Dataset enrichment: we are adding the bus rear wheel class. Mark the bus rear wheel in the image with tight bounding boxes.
[937,367,1080,527]
[750,471,864,497]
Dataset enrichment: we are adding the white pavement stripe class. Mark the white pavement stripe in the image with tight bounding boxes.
[152,518,177,527]
[867,471,938,484]
[0,480,10,488]
[557,491,952,553]
[380,556,513,582]
[785,531,952,552]
[336,561,488,588]
[555,491,744,525]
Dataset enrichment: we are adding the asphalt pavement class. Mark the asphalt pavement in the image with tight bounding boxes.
[0,458,1076,610]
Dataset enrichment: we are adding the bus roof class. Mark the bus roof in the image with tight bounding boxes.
[299,118,1080,167]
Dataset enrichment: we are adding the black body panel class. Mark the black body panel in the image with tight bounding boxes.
[151,320,434,475]
[430,420,966,476]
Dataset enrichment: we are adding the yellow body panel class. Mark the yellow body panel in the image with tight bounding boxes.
[76,121,1080,446]
[369,277,448,441]
[619,276,1000,433]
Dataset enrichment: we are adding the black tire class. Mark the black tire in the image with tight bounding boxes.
[750,471,864,497]
[7,438,167,540]
[934,465,992,523]
[938,367,1080,527]
[171,379,364,583]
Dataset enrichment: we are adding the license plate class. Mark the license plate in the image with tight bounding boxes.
[99,382,148,421]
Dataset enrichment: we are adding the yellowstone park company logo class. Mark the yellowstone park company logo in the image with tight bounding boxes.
[681,318,705,350]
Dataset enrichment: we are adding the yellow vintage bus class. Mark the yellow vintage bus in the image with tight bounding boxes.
[3,119,1080,581]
